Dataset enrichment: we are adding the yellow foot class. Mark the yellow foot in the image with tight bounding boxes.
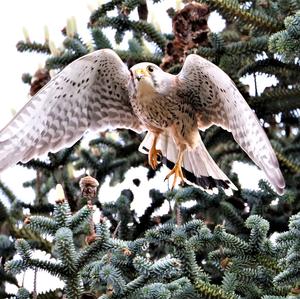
[164,163,185,190]
[148,147,162,170]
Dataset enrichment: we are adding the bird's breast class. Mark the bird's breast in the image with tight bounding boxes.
[130,93,177,129]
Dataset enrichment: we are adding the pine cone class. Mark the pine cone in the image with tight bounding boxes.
[24,216,31,225]
[30,68,51,96]
[161,2,210,70]
[79,176,99,199]
[138,0,148,20]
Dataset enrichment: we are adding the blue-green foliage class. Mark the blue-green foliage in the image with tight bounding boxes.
[5,200,93,298]
[3,183,300,299]
[269,11,300,60]
[274,212,300,288]
[16,288,30,299]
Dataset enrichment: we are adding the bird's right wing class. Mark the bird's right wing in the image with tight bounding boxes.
[177,54,285,194]
[0,49,144,172]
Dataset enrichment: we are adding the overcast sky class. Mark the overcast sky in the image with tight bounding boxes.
[0,0,94,128]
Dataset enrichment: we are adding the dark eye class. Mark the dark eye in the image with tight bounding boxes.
[147,65,154,72]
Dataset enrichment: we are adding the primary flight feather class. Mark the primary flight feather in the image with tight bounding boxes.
[0,49,285,195]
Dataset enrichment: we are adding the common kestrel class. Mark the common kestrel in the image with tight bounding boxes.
[0,49,285,194]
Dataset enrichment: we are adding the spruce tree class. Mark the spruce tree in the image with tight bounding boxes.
[1,1,300,298]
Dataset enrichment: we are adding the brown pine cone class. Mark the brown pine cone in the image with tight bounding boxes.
[30,68,51,96]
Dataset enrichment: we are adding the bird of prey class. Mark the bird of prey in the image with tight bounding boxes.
[0,49,285,194]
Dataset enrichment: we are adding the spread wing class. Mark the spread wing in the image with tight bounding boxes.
[0,49,144,172]
[177,54,285,194]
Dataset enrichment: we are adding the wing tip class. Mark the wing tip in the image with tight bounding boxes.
[275,187,285,196]
[261,163,285,195]
[273,177,285,196]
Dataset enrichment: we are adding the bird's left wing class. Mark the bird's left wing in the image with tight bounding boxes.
[177,54,285,194]
[0,49,144,172]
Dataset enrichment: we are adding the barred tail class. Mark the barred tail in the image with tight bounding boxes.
[139,131,237,195]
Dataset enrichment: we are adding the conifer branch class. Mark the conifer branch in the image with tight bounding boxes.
[91,28,113,49]
[249,86,300,115]
[91,17,166,51]
[269,11,300,60]
[196,0,281,32]
[238,58,300,78]
[16,41,50,54]
[90,0,124,25]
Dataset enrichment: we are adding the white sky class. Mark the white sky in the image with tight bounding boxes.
[0,0,275,294]
[0,0,93,128]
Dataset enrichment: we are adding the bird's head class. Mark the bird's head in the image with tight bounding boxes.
[129,63,174,96]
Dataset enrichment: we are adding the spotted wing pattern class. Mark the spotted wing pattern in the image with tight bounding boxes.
[0,49,143,172]
[177,54,285,194]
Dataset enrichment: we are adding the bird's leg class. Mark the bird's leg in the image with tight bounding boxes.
[148,133,162,170]
[164,146,185,190]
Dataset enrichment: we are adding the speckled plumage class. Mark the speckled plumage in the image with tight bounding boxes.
[0,49,285,194]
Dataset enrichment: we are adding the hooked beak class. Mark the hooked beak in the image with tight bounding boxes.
[135,69,148,81]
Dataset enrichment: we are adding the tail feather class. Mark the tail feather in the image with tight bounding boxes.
[139,131,237,194]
